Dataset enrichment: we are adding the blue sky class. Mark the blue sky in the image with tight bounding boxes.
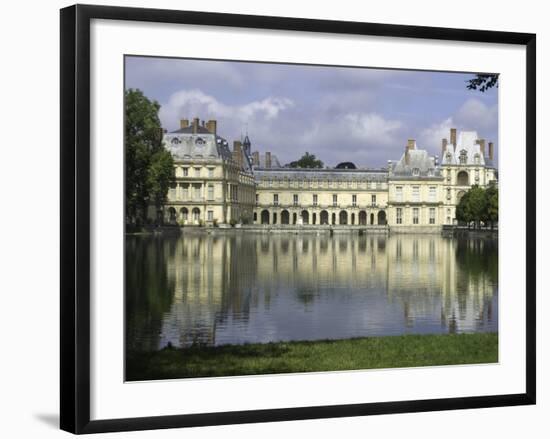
[125,56,498,168]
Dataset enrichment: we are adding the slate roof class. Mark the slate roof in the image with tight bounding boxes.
[391,145,441,179]
[440,131,487,166]
[254,167,388,183]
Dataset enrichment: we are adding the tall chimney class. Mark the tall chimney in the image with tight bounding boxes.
[442,138,448,157]
[180,119,189,129]
[252,151,260,166]
[450,128,457,150]
[488,142,494,160]
[404,147,410,166]
[407,139,415,150]
[232,141,243,167]
[477,138,486,157]
[192,117,200,134]
[265,151,272,169]
[205,120,217,135]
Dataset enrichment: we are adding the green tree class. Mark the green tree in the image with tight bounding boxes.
[467,74,498,92]
[467,185,487,228]
[287,152,324,169]
[484,182,499,228]
[125,88,174,225]
[456,191,472,226]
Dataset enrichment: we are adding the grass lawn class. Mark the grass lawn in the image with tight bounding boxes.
[126,332,498,381]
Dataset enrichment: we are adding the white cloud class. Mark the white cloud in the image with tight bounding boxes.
[455,98,498,131]
[344,113,402,145]
[159,89,294,131]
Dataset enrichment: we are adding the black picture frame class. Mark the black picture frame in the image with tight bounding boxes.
[60,4,536,434]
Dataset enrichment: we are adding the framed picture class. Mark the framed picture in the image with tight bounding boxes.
[60,4,536,434]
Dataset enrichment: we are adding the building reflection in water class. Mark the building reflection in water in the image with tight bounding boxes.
[125,233,498,351]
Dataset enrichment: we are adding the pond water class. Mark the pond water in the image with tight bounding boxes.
[126,233,498,351]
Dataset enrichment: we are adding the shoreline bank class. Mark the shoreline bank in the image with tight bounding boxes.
[126,332,498,381]
[126,224,498,236]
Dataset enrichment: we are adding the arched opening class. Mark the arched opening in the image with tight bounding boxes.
[253,212,257,223]
[312,213,317,225]
[273,212,277,224]
[281,210,290,225]
[377,210,387,225]
[261,209,270,224]
[192,207,200,223]
[351,213,355,225]
[168,207,177,224]
[359,210,367,225]
[180,207,188,224]
[457,170,469,186]
[301,210,309,224]
[331,213,336,225]
[370,213,375,225]
[320,210,329,225]
[339,211,348,225]
[292,212,297,225]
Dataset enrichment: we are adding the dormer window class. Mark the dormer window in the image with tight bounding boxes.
[412,168,420,176]
[195,137,205,145]
[459,149,467,165]
[446,152,452,162]
[171,137,181,144]
[474,153,480,164]
[427,168,434,176]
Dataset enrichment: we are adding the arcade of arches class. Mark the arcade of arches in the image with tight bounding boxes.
[258,208,387,225]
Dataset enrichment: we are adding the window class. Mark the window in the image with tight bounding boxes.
[429,208,436,224]
[396,208,403,224]
[352,194,357,207]
[313,194,318,206]
[255,193,259,204]
[207,184,214,200]
[412,168,420,176]
[474,154,480,164]
[194,167,201,176]
[293,194,298,206]
[273,194,279,206]
[182,167,188,177]
[412,186,420,202]
[207,210,213,221]
[429,186,436,202]
[413,208,419,224]
[332,194,338,207]
[371,194,376,206]
[396,186,403,201]
[459,150,467,164]
[194,184,201,200]
[208,168,214,178]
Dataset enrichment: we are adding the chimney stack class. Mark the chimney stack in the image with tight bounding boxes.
[488,142,494,161]
[477,138,486,157]
[192,117,200,134]
[450,128,457,150]
[252,151,260,166]
[407,139,416,151]
[265,151,272,169]
[205,120,217,135]
[180,119,189,129]
[232,141,243,167]
[442,138,448,156]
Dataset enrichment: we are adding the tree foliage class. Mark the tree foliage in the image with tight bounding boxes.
[287,152,324,168]
[125,88,174,225]
[466,74,499,92]
[455,184,499,228]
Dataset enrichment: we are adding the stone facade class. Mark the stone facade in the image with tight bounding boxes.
[160,118,497,230]
[159,118,255,226]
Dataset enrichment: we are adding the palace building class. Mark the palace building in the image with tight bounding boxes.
[159,118,497,230]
